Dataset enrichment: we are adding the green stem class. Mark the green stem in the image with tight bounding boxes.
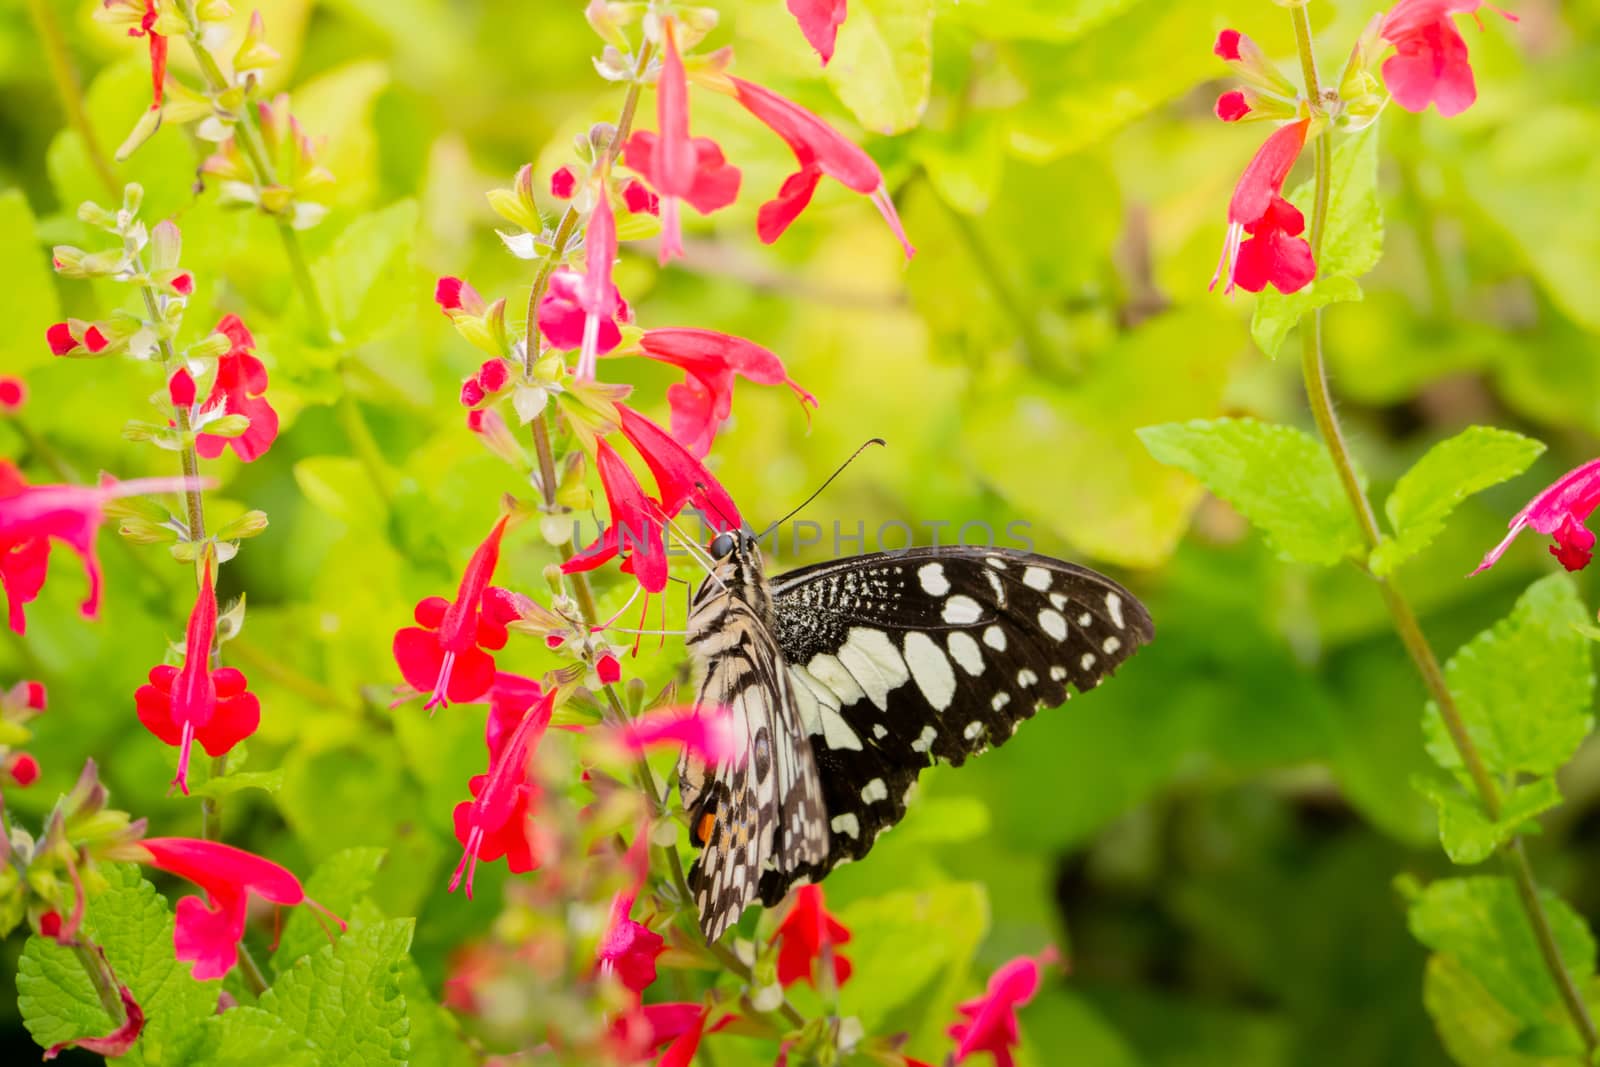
[71,943,126,1022]
[201,754,227,840]
[28,0,119,199]
[237,942,270,996]
[1288,7,1597,1054]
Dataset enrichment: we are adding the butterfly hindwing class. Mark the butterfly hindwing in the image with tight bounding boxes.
[761,546,1153,894]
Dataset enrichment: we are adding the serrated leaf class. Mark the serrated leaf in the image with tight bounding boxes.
[1138,417,1364,566]
[17,864,220,1063]
[824,0,933,135]
[189,1006,319,1067]
[258,919,413,1066]
[1252,125,1384,358]
[188,768,285,798]
[1425,574,1594,781]
[1413,774,1563,865]
[1409,876,1595,1027]
[272,848,387,974]
[1374,427,1546,575]
[1422,954,1559,1067]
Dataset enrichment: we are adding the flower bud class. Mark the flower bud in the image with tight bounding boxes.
[234,11,280,72]
[1213,29,1300,99]
[168,369,197,407]
[215,510,270,541]
[150,219,181,271]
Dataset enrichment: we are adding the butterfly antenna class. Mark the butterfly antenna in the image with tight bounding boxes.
[661,511,728,593]
[758,438,885,540]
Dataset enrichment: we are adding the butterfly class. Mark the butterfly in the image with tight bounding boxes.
[678,529,1153,940]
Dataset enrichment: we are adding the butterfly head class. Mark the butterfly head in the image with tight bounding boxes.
[700,526,771,612]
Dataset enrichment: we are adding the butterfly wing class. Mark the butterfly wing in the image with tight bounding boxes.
[680,595,827,941]
[761,546,1152,897]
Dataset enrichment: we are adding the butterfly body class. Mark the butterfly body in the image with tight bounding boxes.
[680,534,1153,941]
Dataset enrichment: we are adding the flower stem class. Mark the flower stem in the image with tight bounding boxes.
[1288,8,1598,1054]
[27,0,119,200]
[71,942,126,1023]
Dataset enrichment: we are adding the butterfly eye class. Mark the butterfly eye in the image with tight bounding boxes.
[709,532,736,558]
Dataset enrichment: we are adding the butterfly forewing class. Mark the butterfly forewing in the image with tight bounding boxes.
[761,547,1153,894]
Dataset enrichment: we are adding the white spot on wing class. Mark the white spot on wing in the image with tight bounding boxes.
[965,720,985,740]
[984,568,1006,602]
[1050,666,1067,681]
[1106,592,1125,629]
[985,557,1008,570]
[831,813,861,839]
[982,626,1007,652]
[1080,652,1097,670]
[861,778,888,803]
[918,562,950,596]
[1102,635,1123,654]
[1017,668,1038,687]
[942,595,983,625]
[912,724,937,753]
[991,692,1011,710]
[1023,566,1052,591]
[806,653,865,707]
[1078,612,1093,627]
[837,627,909,711]
[872,722,888,739]
[1050,592,1068,610]
[904,631,958,712]
[947,631,985,677]
[1038,608,1068,642]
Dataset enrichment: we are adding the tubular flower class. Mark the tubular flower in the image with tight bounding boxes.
[1211,118,1314,295]
[597,829,665,994]
[0,462,195,634]
[137,837,332,980]
[394,516,515,710]
[1380,0,1516,118]
[450,675,555,898]
[788,0,848,65]
[608,1003,735,1064]
[1472,458,1600,575]
[710,74,913,257]
[538,188,629,380]
[771,884,852,988]
[45,985,145,1060]
[637,329,817,457]
[46,320,112,357]
[135,562,260,795]
[97,1,167,110]
[194,316,280,463]
[615,704,742,765]
[614,405,742,530]
[620,18,742,261]
[948,948,1059,1067]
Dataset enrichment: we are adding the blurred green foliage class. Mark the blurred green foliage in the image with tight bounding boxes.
[5,0,1600,1063]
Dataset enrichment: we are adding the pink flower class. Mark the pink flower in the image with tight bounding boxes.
[771,884,851,988]
[622,179,660,216]
[451,674,555,898]
[97,1,166,110]
[134,562,260,795]
[551,166,577,199]
[193,315,278,462]
[948,948,1059,1067]
[0,462,196,634]
[614,404,742,530]
[45,984,144,1060]
[788,0,848,65]
[394,516,515,710]
[1380,1,1515,118]
[538,190,628,379]
[0,377,25,414]
[716,75,913,257]
[616,705,741,765]
[1472,457,1600,575]
[597,830,663,994]
[620,18,742,262]
[1211,118,1314,295]
[608,1003,732,1064]
[1215,90,1252,122]
[638,329,817,457]
[435,276,484,316]
[137,837,331,980]
[6,752,40,787]
[597,652,622,685]
[46,320,111,357]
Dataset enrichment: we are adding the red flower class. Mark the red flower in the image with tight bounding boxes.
[614,404,741,529]
[771,884,852,988]
[450,674,555,898]
[788,0,848,65]
[137,837,329,980]
[1472,457,1600,575]
[45,984,144,1060]
[436,276,484,316]
[608,1003,732,1064]
[194,316,279,463]
[597,652,622,685]
[1380,1,1515,118]
[551,166,577,199]
[622,179,660,216]
[96,1,166,110]
[0,377,25,414]
[538,189,628,379]
[6,752,40,787]
[620,18,742,262]
[135,562,260,795]
[46,320,111,357]
[948,948,1058,1067]
[597,829,664,994]
[638,328,817,457]
[1211,118,1314,295]
[715,75,912,257]
[615,704,741,765]
[394,516,514,710]
[0,462,194,634]
[1215,90,1253,122]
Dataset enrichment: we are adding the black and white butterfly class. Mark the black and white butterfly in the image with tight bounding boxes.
[678,530,1153,941]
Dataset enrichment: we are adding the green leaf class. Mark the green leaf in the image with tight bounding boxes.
[1425,573,1594,781]
[1374,427,1546,575]
[312,199,420,343]
[189,1006,319,1067]
[825,0,934,135]
[1138,417,1365,566]
[272,847,388,974]
[258,918,413,1066]
[17,865,220,1064]
[1422,954,1562,1067]
[187,768,286,799]
[0,189,61,377]
[1409,876,1595,1027]
[1413,774,1563,865]
[1252,124,1384,358]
